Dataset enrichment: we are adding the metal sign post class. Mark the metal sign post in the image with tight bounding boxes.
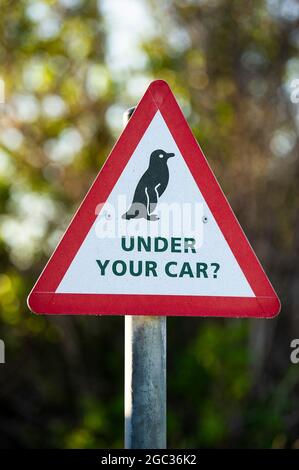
[123,108,167,449]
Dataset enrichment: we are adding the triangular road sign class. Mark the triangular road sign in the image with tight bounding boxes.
[28,80,280,317]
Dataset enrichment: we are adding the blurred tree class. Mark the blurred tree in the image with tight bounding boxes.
[0,0,123,449]
[0,0,298,449]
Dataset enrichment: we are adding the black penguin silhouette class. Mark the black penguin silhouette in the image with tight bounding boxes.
[123,149,175,221]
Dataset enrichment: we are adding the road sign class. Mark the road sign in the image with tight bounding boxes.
[27,80,280,317]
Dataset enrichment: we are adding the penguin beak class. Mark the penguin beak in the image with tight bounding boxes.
[167,152,175,159]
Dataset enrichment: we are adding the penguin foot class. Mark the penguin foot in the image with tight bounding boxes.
[147,214,159,221]
[122,210,140,220]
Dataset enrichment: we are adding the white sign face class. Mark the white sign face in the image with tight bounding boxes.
[56,111,254,298]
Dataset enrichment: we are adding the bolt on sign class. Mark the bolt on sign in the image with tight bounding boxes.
[28,80,280,318]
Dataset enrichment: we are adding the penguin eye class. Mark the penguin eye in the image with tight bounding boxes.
[159,154,164,158]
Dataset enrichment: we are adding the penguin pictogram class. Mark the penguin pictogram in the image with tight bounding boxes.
[123,149,175,221]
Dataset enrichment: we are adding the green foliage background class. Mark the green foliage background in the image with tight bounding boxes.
[0,0,298,448]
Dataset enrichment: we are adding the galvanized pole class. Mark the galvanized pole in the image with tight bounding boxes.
[124,107,167,449]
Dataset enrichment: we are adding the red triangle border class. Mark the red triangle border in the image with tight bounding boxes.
[28,80,281,317]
